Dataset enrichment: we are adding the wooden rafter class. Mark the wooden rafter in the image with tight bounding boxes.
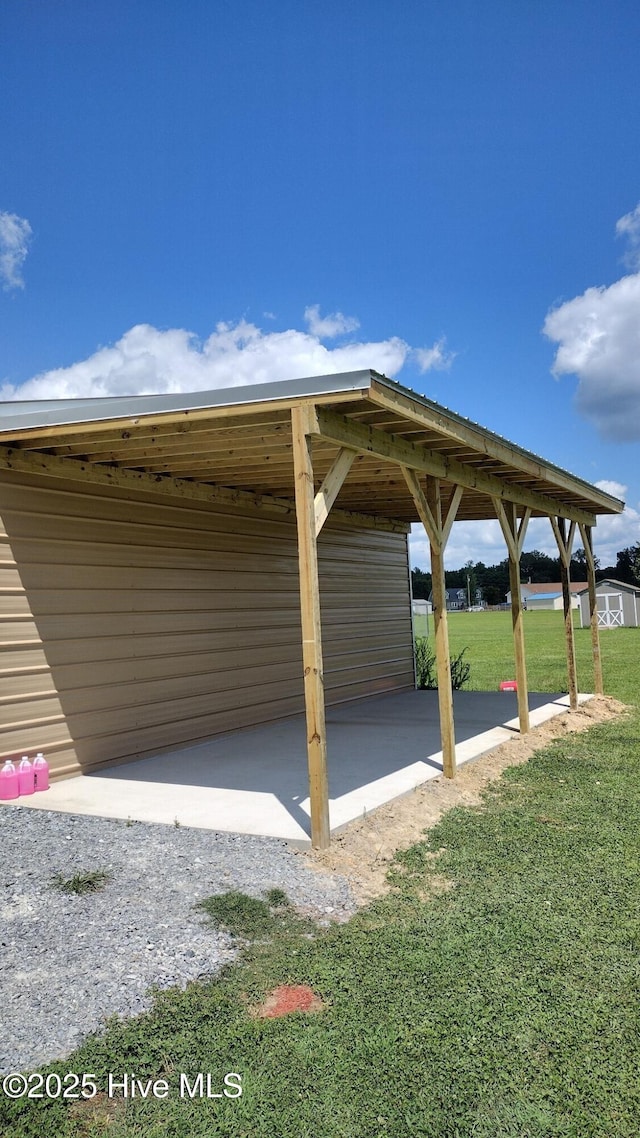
[312,407,596,526]
[9,411,294,453]
[367,378,618,514]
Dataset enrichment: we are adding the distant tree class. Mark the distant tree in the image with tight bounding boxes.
[614,546,640,586]
[483,584,504,606]
[444,567,465,588]
[569,548,594,581]
[519,550,560,582]
[411,567,432,599]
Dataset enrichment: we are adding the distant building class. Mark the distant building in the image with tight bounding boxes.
[429,587,468,611]
[506,581,583,611]
[412,599,432,617]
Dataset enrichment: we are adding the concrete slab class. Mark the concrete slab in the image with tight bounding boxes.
[5,691,592,843]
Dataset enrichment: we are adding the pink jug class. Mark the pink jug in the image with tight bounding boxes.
[18,756,35,796]
[0,760,20,801]
[33,753,49,792]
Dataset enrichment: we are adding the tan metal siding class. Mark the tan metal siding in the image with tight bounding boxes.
[0,471,414,777]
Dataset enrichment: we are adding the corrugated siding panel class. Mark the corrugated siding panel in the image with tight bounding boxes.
[0,471,413,775]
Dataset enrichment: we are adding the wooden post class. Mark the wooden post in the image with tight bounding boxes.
[429,541,456,777]
[426,479,457,779]
[551,516,578,711]
[291,404,330,848]
[494,500,531,733]
[579,523,604,695]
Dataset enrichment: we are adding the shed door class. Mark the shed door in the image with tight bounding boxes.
[597,593,623,627]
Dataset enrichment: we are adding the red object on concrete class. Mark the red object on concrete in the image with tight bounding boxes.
[255,984,323,1018]
[499,680,518,692]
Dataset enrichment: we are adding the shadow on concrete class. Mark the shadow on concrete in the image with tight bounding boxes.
[90,689,564,835]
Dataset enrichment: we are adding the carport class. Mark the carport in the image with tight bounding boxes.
[0,371,623,846]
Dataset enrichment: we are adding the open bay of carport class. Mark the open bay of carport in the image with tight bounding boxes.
[6,690,589,844]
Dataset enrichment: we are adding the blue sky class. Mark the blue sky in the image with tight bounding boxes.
[1,0,639,570]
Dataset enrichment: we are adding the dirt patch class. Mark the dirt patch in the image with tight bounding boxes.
[68,1092,127,1134]
[251,984,324,1018]
[305,696,628,905]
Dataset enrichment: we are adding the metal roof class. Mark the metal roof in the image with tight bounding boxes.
[574,578,640,594]
[0,370,374,432]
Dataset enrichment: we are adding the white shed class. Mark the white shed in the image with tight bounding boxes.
[525,591,564,611]
[577,579,640,629]
[412,599,432,616]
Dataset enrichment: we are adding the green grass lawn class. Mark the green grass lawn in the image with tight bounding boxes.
[414,608,639,704]
[2,618,639,1137]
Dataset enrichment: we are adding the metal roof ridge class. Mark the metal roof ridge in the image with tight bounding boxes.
[0,369,375,423]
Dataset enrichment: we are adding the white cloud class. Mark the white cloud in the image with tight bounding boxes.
[591,480,640,566]
[303,304,360,338]
[594,478,626,500]
[409,519,506,573]
[1,315,420,401]
[413,337,455,373]
[0,211,32,291]
[543,273,640,441]
[616,202,640,270]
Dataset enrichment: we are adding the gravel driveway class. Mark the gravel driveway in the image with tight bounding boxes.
[1,807,355,1073]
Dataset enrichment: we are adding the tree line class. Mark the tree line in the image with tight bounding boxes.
[411,543,640,606]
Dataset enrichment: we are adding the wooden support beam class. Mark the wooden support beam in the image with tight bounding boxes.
[400,471,463,557]
[579,523,604,695]
[0,444,409,535]
[313,407,596,526]
[402,468,458,776]
[400,467,441,548]
[314,448,357,536]
[291,405,330,849]
[442,485,464,548]
[552,516,579,711]
[494,499,531,733]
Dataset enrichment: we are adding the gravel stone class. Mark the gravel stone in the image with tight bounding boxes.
[0,807,356,1073]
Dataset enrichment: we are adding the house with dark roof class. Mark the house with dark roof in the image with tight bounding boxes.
[428,587,469,611]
